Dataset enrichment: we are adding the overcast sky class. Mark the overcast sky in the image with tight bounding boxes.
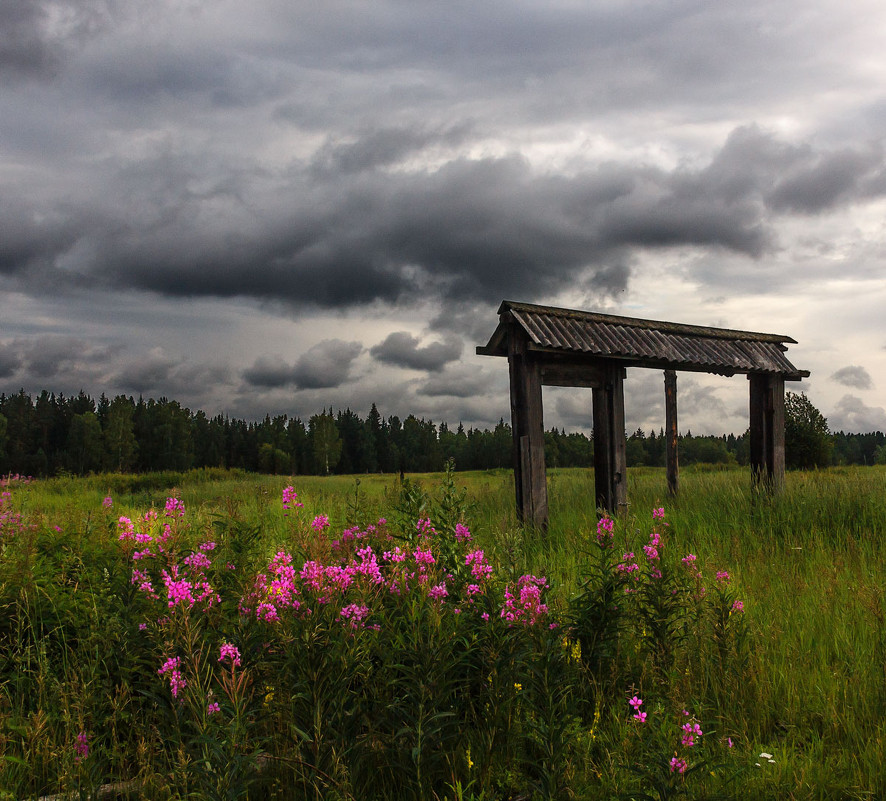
[3,0,886,435]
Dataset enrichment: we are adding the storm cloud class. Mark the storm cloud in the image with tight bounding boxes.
[2,0,886,430]
[371,332,463,372]
[243,340,363,391]
[831,365,874,390]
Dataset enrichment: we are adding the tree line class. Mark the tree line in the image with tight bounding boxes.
[0,389,882,478]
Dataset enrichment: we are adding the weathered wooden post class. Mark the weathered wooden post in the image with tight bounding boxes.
[592,360,627,513]
[664,369,679,497]
[748,373,786,492]
[506,318,548,528]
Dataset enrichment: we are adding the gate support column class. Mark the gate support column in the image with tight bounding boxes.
[593,361,627,514]
[749,373,785,492]
[664,369,679,497]
[508,327,548,528]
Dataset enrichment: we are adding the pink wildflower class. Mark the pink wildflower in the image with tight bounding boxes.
[219,643,241,667]
[595,516,615,547]
[74,731,89,763]
[207,701,221,715]
[428,582,449,601]
[652,507,665,520]
[164,497,185,518]
[311,514,330,532]
[454,523,472,543]
[669,756,687,774]
[282,486,303,514]
[340,603,370,630]
[731,599,744,613]
[184,551,212,571]
[158,657,187,698]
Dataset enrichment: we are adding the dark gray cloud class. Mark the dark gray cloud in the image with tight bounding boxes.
[0,345,23,379]
[831,365,874,391]
[418,365,491,398]
[0,1,54,77]
[768,146,884,214]
[310,123,473,177]
[293,340,363,389]
[114,349,178,394]
[10,128,878,317]
[371,332,462,372]
[242,356,296,390]
[829,394,886,433]
[243,340,363,390]
[1,0,885,434]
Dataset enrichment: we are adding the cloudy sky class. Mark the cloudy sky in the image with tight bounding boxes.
[3,0,886,434]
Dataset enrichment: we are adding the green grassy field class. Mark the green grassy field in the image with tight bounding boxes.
[1,465,885,800]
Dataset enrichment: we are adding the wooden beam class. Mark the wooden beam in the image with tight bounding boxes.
[540,360,606,388]
[664,369,678,497]
[508,325,548,528]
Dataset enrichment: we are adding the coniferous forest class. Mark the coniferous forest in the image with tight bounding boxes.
[0,388,883,477]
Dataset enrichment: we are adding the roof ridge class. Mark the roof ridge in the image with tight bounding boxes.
[499,300,796,344]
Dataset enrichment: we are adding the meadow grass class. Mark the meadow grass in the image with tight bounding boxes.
[1,465,885,799]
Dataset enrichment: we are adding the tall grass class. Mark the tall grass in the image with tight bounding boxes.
[1,465,885,799]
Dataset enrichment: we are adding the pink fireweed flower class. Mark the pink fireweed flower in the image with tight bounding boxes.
[311,514,330,532]
[681,553,697,566]
[158,657,187,698]
[194,581,220,607]
[652,507,665,520]
[102,496,113,510]
[634,711,648,723]
[281,486,303,514]
[595,516,615,547]
[340,603,370,629]
[628,695,643,711]
[219,643,242,667]
[416,518,436,538]
[164,497,185,518]
[716,570,730,583]
[731,599,744,613]
[465,550,493,582]
[501,575,549,626]
[207,701,221,715]
[184,551,212,571]
[117,516,136,541]
[454,523,473,543]
[669,756,687,774]
[413,547,436,567]
[199,541,216,551]
[161,567,194,609]
[256,602,279,622]
[383,546,407,562]
[74,731,89,763]
[131,568,157,598]
[428,582,449,601]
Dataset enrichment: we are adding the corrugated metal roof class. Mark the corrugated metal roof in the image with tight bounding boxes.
[478,301,809,379]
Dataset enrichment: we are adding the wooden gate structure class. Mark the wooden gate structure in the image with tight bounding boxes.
[477,301,809,526]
